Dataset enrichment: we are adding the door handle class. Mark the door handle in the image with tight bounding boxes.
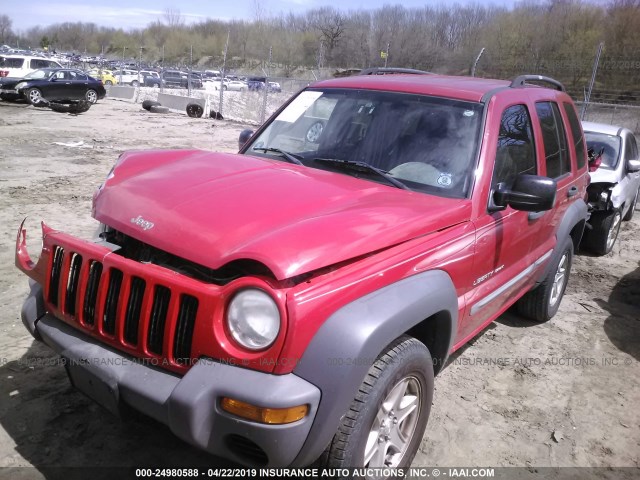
[567,186,579,198]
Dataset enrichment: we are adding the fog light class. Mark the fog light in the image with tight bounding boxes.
[221,397,308,424]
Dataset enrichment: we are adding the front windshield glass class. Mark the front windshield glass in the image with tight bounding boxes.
[244,88,483,198]
[25,69,52,80]
[584,131,621,170]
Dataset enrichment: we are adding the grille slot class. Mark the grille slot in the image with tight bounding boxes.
[64,253,83,315]
[82,261,103,326]
[124,276,146,345]
[173,295,198,364]
[103,269,123,335]
[48,246,64,306]
[147,285,171,355]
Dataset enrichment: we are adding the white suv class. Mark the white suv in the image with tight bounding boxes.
[0,55,62,78]
[112,69,141,86]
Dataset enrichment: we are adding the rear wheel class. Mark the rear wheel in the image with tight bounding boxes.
[27,88,42,105]
[517,236,573,322]
[131,80,139,87]
[105,80,113,86]
[585,209,622,255]
[318,336,433,471]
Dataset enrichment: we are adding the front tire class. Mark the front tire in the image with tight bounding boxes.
[27,88,42,105]
[105,80,113,86]
[131,80,139,87]
[319,336,433,471]
[585,209,622,255]
[517,236,573,322]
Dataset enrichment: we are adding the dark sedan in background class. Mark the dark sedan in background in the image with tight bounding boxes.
[0,68,106,104]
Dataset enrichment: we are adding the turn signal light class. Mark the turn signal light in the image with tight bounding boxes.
[221,397,308,424]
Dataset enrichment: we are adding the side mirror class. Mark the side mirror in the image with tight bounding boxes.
[238,129,255,151]
[493,174,557,212]
[628,159,640,173]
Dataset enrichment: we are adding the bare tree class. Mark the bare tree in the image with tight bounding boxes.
[164,7,184,29]
[0,14,12,44]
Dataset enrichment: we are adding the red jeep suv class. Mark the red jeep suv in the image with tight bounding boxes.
[17,71,589,472]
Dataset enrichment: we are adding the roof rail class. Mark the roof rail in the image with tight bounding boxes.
[358,67,433,76]
[510,75,565,92]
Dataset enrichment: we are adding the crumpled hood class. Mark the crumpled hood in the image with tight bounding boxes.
[589,167,620,184]
[93,149,471,280]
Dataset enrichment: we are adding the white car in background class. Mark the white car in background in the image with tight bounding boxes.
[0,55,62,78]
[112,69,141,86]
[226,80,247,91]
[582,121,640,254]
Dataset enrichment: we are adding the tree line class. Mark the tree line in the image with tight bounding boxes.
[1,0,640,95]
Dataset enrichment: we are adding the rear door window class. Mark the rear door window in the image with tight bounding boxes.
[536,102,570,178]
[563,102,587,169]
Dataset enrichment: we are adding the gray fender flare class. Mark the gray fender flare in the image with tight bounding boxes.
[291,269,458,466]
[538,199,588,283]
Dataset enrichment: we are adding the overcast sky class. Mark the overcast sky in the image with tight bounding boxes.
[4,0,529,31]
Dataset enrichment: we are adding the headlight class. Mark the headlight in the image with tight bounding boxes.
[15,82,26,90]
[227,289,280,350]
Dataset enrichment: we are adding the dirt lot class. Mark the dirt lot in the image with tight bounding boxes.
[0,98,639,478]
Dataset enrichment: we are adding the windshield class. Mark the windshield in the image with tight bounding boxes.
[244,88,483,198]
[584,131,621,170]
[25,69,52,80]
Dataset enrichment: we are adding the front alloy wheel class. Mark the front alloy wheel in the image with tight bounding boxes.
[364,375,422,467]
[27,88,42,105]
[318,336,433,476]
[549,250,569,308]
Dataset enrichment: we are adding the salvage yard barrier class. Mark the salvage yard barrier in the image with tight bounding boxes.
[157,93,206,113]
[106,85,136,101]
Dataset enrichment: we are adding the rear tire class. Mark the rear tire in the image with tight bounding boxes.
[318,336,433,471]
[585,209,622,255]
[517,236,573,322]
[85,89,98,104]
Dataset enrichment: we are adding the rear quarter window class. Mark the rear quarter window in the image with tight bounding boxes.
[0,57,25,68]
[563,102,587,169]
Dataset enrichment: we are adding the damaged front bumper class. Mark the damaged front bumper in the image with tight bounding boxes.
[21,281,320,467]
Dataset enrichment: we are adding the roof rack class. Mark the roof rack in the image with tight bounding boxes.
[358,67,433,76]
[510,75,565,92]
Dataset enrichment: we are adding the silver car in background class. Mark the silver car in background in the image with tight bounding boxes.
[582,121,640,254]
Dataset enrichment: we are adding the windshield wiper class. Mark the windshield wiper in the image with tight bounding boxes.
[252,147,304,165]
[314,158,409,190]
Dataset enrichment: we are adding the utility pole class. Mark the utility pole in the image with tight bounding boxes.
[219,30,230,117]
[384,42,390,68]
[188,45,193,96]
[120,46,126,84]
[260,46,272,123]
